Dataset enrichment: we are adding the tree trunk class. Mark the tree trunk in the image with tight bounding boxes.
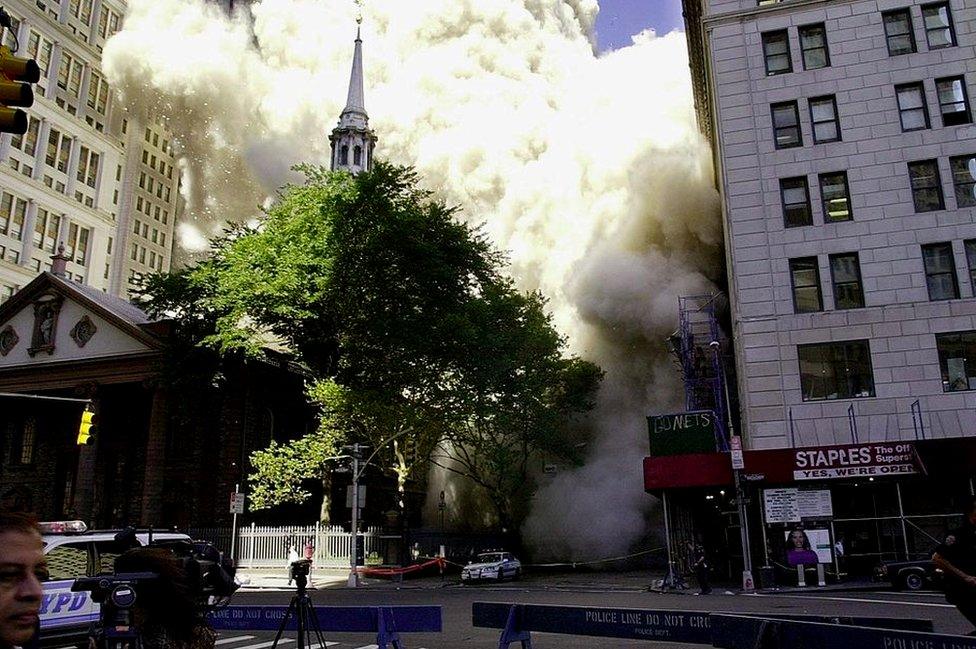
[319,472,332,526]
[394,441,409,566]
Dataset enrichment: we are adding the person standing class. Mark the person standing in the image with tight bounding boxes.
[691,543,711,595]
[286,545,299,586]
[0,512,45,649]
[933,497,976,634]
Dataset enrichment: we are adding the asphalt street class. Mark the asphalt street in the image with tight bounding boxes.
[222,578,972,649]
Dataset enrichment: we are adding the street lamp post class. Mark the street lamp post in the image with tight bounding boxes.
[347,443,363,588]
[709,340,754,592]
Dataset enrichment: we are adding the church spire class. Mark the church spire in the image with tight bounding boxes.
[330,22,376,174]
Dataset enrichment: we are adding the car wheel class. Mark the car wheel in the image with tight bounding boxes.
[902,571,924,591]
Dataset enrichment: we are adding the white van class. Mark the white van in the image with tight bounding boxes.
[38,521,191,648]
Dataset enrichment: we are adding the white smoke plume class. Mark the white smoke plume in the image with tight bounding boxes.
[103,0,722,559]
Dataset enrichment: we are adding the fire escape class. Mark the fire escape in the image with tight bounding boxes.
[668,294,732,452]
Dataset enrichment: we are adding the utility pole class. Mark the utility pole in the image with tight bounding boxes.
[347,443,362,588]
[710,340,754,592]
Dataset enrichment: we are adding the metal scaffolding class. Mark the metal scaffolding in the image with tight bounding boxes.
[671,294,730,451]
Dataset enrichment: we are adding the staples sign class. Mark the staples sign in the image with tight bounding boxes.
[793,443,920,481]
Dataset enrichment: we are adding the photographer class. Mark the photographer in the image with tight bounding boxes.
[0,512,44,649]
[106,548,216,649]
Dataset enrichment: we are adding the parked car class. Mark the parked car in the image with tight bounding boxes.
[461,551,521,583]
[877,558,942,591]
[38,520,193,648]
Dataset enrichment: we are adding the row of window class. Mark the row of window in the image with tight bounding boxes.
[777,153,976,229]
[761,3,955,80]
[771,76,969,149]
[789,239,976,314]
[0,190,91,266]
[141,149,174,180]
[144,128,169,153]
[800,331,976,402]
[132,218,167,247]
[129,242,164,271]
[138,172,173,203]
[135,196,170,225]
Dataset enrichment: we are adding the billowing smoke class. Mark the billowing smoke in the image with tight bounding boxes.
[103,0,722,559]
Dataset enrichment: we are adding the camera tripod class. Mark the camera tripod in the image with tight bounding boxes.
[270,573,328,649]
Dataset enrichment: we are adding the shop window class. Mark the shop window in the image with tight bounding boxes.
[936,331,976,391]
[798,340,875,401]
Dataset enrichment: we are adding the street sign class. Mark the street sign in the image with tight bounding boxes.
[345,485,366,509]
[730,436,744,470]
[229,492,245,514]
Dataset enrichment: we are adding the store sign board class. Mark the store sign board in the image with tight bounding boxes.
[793,442,919,481]
[763,488,833,523]
[763,488,800,523]
[647,410,716,457]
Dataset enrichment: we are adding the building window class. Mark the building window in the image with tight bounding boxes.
[936,76,971,126]
[965,240,976,294]
[789,257,822,313]
[895,83,930,131]
[922,242,959,301]
[819,172,852,222]
[922,3,956,49]
[909,160,945,212]
[780,177,812,227]
[771,101,802,149]
[809,96,840,143]
[339,145,349,165]
[798,340,875,402]
[951,154,976,208]
[762,30,791,75]
[798,24,829,70]
[19,417,36,464]
[936,332,976,392]
[829,253,864,309]
[883,9,916,56]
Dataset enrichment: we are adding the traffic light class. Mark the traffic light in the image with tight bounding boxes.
[77,406,97,445]
[0,45,39,135]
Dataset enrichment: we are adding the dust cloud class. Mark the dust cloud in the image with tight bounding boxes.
[103,0,722,559]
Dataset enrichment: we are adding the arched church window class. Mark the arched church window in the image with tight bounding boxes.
[340,145,349,165]
[354,146,362,166]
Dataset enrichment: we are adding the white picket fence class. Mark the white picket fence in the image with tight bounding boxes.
[190,524,400,569]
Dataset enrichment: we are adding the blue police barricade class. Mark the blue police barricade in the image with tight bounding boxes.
[473,603,932,648]
[208,605,441,649]
[710,613,961,649]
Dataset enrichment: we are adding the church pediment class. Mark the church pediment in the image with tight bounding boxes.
[0,273,161,369]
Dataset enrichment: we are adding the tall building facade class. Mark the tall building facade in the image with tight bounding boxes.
[0,0,182,303]
[655,0,976,578]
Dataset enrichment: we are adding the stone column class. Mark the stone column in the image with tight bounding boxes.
[139,386,168,525]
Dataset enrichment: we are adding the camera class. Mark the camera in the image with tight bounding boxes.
[289,559,311,578]
[71,532,239,649]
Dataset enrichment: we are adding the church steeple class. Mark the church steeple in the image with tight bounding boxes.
[330,24,376,174]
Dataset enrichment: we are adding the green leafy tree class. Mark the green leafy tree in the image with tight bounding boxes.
[137,163,601,530]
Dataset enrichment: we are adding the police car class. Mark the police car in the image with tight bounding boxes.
[39,521,192,648]
[460,551,521,583]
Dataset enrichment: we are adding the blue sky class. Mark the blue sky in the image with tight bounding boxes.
[595,0,684,51]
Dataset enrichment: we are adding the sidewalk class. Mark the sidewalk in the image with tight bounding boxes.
[235,567,885,594]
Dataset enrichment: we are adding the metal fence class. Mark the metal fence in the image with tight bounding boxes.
[188,524,402,569]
